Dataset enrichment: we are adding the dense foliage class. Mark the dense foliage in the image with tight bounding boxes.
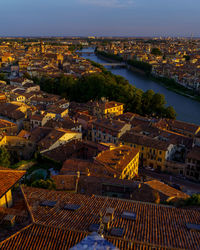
[31,179,56,190]
[184,193,200,206]
[127,59,152,75]
[0,146,10,167]
[183,55,190,61]
[33,67,176,118]
[151,47,162,56]
[0,73,8,83]
[96,50,123,62]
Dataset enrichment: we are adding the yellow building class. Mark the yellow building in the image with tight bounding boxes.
[120,132,176,172]
[0,169,26,208]
[94,145,139,179]
[93,101,124,118]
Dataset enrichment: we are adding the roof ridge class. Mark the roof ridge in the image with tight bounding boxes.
[93,194,175,208]
[20,186,35,223]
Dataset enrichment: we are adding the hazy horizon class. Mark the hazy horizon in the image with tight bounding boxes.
[1,0,200,37]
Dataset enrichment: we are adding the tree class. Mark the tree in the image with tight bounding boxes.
[151,93,166,115]
[183,55,190,61]
[151,48,162,56]
[185,194,200,206]
[31,179,56,190]
[34,64,175,119]
[142,89,155,114]
[0,73,8,82]
[165,106,176,119]
[0,147,10,167]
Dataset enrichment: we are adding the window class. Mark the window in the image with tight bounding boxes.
[159,151,162,155]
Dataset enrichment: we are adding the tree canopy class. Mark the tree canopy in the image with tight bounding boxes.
[151,47,162,56]
[33,66,176,119]
[31,179,56,190]
[0,147,10,167]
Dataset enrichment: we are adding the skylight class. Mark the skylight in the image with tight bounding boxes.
[40,200,57,207]
[186,223,200,231]
[63,203,81,211]
[110,228,124,237]
[121,211,136,220]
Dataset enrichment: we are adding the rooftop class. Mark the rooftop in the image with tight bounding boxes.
[0,169,26,199]
[95,145,139,176]
[20,187,200,249]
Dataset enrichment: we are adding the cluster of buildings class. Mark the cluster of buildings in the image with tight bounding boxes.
[0,40,101,79]
[0,74,200,183]
[97,38,200,92]
[0,38,199,249]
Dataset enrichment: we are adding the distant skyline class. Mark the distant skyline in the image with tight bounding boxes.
[1,0,200,37]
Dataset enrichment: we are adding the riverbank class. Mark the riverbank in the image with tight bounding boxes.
[150,75,200,102]
[95,51,200,103]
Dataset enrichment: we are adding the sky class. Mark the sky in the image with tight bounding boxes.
[0,0,200,37]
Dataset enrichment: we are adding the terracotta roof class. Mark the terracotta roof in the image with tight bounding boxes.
[52,175,77,191]
[0,224,87,250]
[156,119,200,135]
[0,170,26,199]
[120,131,172,151]
[114,112,135,122]
[144,180,189,200]
[0,119,16,128]
[21,187,200,249]
[17,130,30,139]
[95,145,139,177]
[42,140,83,163]
[30,114,44,121]
[0,223,161,250]
[44,117,79,130]
[38,129,66,151]
[61,158,115,177]
[93,119,128,132]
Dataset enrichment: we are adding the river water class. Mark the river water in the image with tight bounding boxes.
[80,48,200,125]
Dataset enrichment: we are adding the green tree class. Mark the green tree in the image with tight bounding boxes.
[165,106,176,119]
[34,63,176,119]
[142,89,155,114]
[0,73,6,81]
[183,55,190,61]
[185,194,200,206]
[151,48,162,56]
[0,147,10,167]
[31,179,56,190]
[151,93,166,115]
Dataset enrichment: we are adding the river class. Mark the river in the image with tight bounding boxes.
[80,48,200,125]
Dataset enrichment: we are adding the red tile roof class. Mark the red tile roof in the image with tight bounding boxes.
[0,170,26,198]
[0,223,163,250]
[21,187,200,249]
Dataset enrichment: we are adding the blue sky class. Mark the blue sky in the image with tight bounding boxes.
[0,0,199,37]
